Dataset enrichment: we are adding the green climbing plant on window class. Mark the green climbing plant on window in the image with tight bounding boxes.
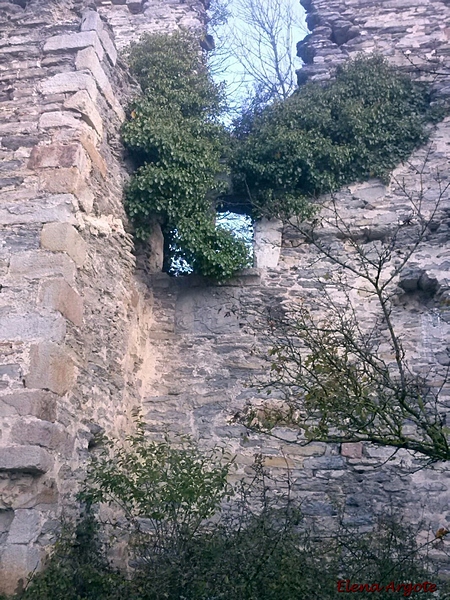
[123,33,440,281]
[122,30,251,282]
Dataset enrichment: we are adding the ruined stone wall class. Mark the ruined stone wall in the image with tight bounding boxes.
[0,0,204,594]
[298,0,450,84]
[136,0,450,580]
[2,0,450,594]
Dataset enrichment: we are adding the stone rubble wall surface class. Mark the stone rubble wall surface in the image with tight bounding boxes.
[298,0,450,87]
[96,0,207,50]
[0,0,204,594]
[1,0,450,594]
[136,0,450,580]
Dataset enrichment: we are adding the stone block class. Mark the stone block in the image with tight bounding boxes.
[0,364,21,389]
[0,195,76,226]
[19,481,60,509]
[38,111,84,130]
[25,342,75,396]
[341,442,363,459]
[127,0,144,13]
[44,31,104,61]
[0,390,57,421]
[1,135,39,150]
[11,421,71,454]
[286,444,326,457]
[28,143,89,172]
[0,446,53,474]
[80,133,107,177]
[75,47,124,119]
[7,509,41,544]
[263,456,296,468]
[349,179,387,202]
[254,218,283,268]
[9,251,76,283]
[76,185,94,213]
[146,221,164,272]
[99,28,117,66]
[81,10,103,33]
[0,311,66,342]
[0,122,38,136]
[64,90,104,138]
[38,168,87,195]
[0,543,41,595]
[0,177,24,189]
[41,222,87,268]
[399,268,424,292]
[39,279,83,326]
[0,510,14,534]
[40,72,98,103]
[303,456,346,470]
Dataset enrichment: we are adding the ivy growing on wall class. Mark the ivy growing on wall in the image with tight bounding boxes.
[230,55,438,219]
[123,34,437,280]
[122,30,251,281]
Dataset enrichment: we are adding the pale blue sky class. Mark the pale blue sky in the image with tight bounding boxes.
[209,0,308,110]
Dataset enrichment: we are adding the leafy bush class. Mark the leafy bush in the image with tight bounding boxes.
[17,514,127,600]
[81,422,232,540]
[11,428,449,600]
[122,30,251,281]
[231,55,437,219]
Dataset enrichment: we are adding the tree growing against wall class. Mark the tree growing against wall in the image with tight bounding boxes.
[12,427,449,599]
[240,161,450,464]
[123,30,251,281]
[228,55,437,220]
[123,35,439,282]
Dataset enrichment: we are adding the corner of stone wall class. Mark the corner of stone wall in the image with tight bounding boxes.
[0,1,155,592]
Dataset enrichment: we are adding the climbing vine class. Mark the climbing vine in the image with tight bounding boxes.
[123,34,438,280]
[230,55,439,219]
[122,30,251,281]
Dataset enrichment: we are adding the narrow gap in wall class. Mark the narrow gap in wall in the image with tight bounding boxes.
[205,0,307,265]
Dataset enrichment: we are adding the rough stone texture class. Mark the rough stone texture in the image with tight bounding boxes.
[96,0,206,49]
[0,447,53,475]
[0,0,161,593]
[40,222,87,267]
[2,0,450,594]
[253,218,283,268]
[130,0,450,582]
[297,0,450,85]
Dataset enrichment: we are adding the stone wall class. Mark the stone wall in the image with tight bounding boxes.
[298,0,450,85]
[2,0,450,594]
[134,0,450,580]
[96,0,206,50]
[0,0,204,594]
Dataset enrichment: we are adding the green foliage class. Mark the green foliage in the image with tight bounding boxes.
[123,36,437,281]
[231,55,436,219]
[11,432,449,600]
[123,30,251,281]
[81,421,232,536]
[18,514,127,600]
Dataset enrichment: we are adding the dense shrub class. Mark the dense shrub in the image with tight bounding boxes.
[15,515,127,600]
[10,429,449,600]
[230,55,437,219]
[122,30,251,281]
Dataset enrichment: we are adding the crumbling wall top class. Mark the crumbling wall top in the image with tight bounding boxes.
[95,0,207,50]
[297,0,450,91]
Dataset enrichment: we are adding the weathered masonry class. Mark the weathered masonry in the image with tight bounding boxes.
[0,0,205,593]
[1,0,450,594]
